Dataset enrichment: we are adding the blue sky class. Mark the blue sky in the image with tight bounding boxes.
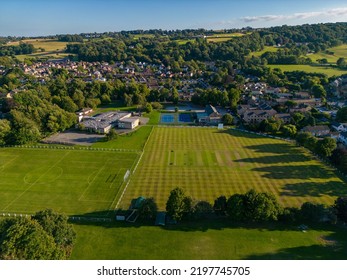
[1,0,347,36]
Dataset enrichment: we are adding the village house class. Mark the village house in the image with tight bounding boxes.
[197,104,222,124]
[331,122,347,132]
[301,125,331,137]
[339,132,347,146]
[242,109,277,123]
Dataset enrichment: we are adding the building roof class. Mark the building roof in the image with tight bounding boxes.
[119,117,139,123]
[302,125,330,133]
[205,104,220,116]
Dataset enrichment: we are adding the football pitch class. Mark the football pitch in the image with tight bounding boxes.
[0,147,139,215]
[120,127,347,209]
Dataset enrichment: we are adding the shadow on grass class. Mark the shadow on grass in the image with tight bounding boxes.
[281,181,347,197]
[245,229,347,260]
[234,154,310,165]
[70,215,347,259]
[252,165,336,180]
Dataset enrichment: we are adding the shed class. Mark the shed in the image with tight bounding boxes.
[155,212,166,226]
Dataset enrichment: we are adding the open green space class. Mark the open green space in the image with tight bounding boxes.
[268,64,347,77]
[7,39,68,52]
[93,126,153,151]
[206,33,248,43]
[120,127,347,210]
[249,46,279,57]
[71,220,347,259]
[304,44,347,64]
[0,147,139,215]
[7,39,76,61]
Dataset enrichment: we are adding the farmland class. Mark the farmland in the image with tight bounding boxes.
[0,147,139,215]
[268,64,347,77]
[206,33,247,43]
[119,127,347,210]
[304,44,347,64]
[7,39,74,61]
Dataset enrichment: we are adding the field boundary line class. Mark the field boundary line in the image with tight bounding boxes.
[1,144,141,153]
[3,151,71,211]
[113,126,154,210]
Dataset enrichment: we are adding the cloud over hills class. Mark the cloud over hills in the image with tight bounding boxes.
[240,7,347,23]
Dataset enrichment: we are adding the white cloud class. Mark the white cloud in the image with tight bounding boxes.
[240,7,347,23]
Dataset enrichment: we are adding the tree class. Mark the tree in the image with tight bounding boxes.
[243,190,282,222]
[315,137,336,157]
[228,88,241,110]
[0,217,64,260]
[166,188,191,221]
[32,209,76,258]
[106,128,117,141]
[299,202,326,223]
[171,88,179,104]
[281,124,297,138]
[138,198,158,221]
[311,84,326,99]
[296,132,311,146]
[333,197,347,223]
[213,195,227,215]
[291,112,305,126]
[226,190,282,222]
[337,57,346,68]
[221,113,233,125]
[145,102,153,113]
[0,119,11,146]
[330,147,347,173]
[226,194,245,221]
[336,107,347,122]
[193,201,213,218]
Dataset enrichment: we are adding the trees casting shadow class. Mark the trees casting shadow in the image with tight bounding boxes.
[281,181,347,198]
[245,229,347,260]
[252,165,335,180]
[234,154,310,165]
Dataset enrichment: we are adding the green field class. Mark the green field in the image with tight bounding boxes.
[206,33,246,43]
[71,220,347,259]
[249,46,279,57]
[268,64,347,77]
[305,44,347,64]
[93,126,153,150]
[119,127,347,210]
[0,147,139,215]
[7,39,75,61]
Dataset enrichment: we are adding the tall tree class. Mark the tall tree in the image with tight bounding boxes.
[334,197,347,223]
[166,188,191,221]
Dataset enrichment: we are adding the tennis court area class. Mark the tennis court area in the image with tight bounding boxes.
[178,113,192,123]
[160,114,175,123]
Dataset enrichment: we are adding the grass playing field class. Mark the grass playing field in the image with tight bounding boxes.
[119,127,347,210]
[70,220,347,259]
[0,147,139,215]
[93,126,153,151]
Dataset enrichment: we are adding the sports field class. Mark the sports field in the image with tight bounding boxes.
[0,147,139,215]
[119,127,347,210]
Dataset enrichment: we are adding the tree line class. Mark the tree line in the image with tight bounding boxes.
[0,43,35,57]
[136,187,347,226]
